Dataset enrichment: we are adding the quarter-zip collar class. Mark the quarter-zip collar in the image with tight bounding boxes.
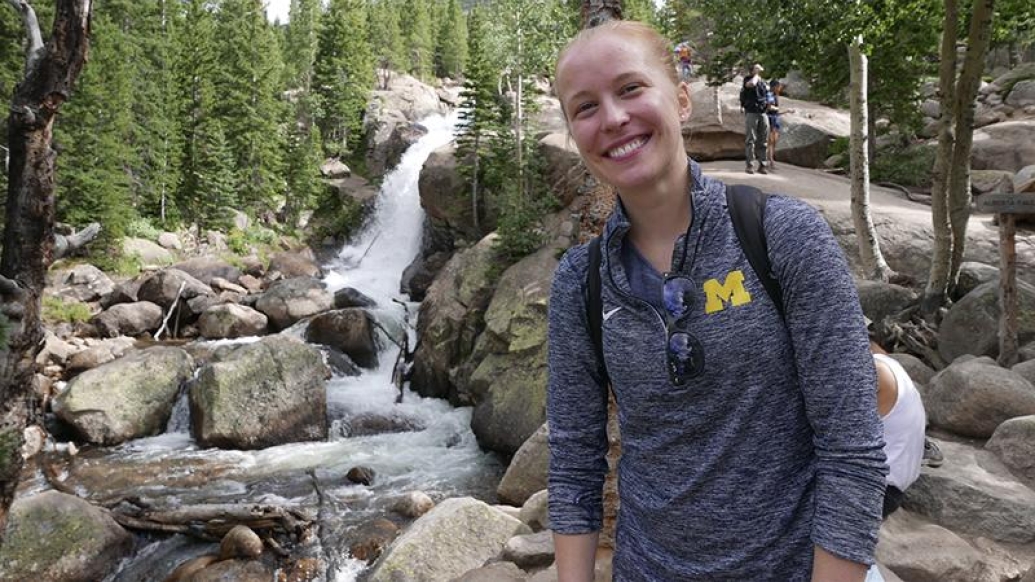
[602,159,717,296]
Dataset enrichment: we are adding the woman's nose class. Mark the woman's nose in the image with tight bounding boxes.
[600,100,629,131]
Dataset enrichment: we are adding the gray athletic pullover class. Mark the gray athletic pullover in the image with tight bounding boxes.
[546,161,887,581]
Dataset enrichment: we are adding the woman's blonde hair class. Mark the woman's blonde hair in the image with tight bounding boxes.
[557,20,679,90]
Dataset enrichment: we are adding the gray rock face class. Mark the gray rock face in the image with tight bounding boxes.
[267,251,323,279]
[91,301,163,337]
[518,489,550,532]
[53,346,195,445]
[502,530,555,569]
[497,422,549,506]
[333,287,377,309]
[138,268,215,310]
[305,308,379,368]
[198,303,269,339]
[52,263,116,302]
[64,336,137,377]
[468,248,557,456]
[1005,79,1035,108]
[453,562,528,582]
[938,280,1035,362]
[685,79,849,167]
[100,277,145,309]
[190,335,329,449]
[888,352,936,388]
[254,277,333,330]
[877,510,1004,582]
[170,256,242,286]
[953,261,1000,301]
[856,279,918,324]
[411,234,500,403]
[986,415,1035,482]
[123,237,174,265]
[971,121,1035,174]
[419,143,486,245]
[0,491,133,582]
[926,358,1035,438]
[366,497,531,582]
[903,439,1035,543]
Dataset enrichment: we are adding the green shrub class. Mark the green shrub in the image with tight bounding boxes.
[872,143,937,188]
[227,225,278,256]
[91,248,143,277]
[125,217,162,240]
[42,295,93,324]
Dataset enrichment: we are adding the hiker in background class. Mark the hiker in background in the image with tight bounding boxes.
[766,79,784,171]
[741,63,770,174]
[675,41,693,82]
[550,19,886,582]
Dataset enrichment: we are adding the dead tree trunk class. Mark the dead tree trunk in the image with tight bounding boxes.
[582,0,622,27]
[0,0,92,547]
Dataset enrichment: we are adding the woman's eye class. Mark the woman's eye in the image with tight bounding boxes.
[574,102,596,117]
[620,83,643,95]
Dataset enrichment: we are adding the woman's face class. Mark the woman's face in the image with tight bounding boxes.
[556,33,691,195]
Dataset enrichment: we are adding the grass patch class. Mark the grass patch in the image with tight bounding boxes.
[872,143,937,188]
[42,295,93,325]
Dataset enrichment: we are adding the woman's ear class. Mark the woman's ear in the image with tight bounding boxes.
[678,81,692,121]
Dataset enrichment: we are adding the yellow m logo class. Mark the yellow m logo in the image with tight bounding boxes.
[703,270,752,314]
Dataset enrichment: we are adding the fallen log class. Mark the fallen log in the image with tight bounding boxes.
[111,502,314,541]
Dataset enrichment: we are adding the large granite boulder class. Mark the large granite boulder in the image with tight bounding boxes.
[90,301,164,337]
[971,121,1035,174]
[685,79,849,167]
[0,491,133,582]
[137,268,215,310]
[419,143,485,245]
[305,308,379,369]
[985,415,1035,482]
[170,256,242,286]
[468,248,557,456]
[1005,79,1035,108]
[267,250,322,279]
[53,346,195,445]
[364,73,444,175]
[190,335,329,449]
[855,279,918,324]
[254,277,334,330]
[50,264,116,303]
[198,303,269,339]
[938,280,1035,362]
[123,237,174,265]
[877,510,1009,582]
[497,422,549,505]
[366,497,531,582]
[903,439,1035,543]
[411,233,500,403]
[926,357,1035,438]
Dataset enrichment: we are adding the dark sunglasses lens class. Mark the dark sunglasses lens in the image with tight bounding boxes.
[663,276,695,320]
[667,331,703,385]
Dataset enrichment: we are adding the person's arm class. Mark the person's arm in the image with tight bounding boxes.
[764,196,888,572]
[812,546,869,582]
[546,248,610,581]
[554,532,599,582]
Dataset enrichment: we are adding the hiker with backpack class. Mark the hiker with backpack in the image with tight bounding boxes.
[674,41,693,82]
[741,63,771,174]
[551,20,886,582]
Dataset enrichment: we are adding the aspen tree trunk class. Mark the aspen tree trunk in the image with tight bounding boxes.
[0,0,92,546]
[848,35,892,281]
[945,0,995,296]
[921,0,960,318]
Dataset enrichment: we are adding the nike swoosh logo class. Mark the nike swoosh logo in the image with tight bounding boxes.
[603,307,622,321]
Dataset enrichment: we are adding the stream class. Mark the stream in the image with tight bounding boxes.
[24,112,504,581]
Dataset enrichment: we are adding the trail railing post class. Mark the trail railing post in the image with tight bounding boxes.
[975,192,1035,366]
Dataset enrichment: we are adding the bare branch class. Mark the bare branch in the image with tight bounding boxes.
[4,0,45,75]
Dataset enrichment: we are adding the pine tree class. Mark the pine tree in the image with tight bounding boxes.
[213,0,288,216]
[435,0,468,78]
[54,12,136,245]
[400,0,434,79]
[283,119,324,230]
[455,6,503,232]
[129,0,183,226]
[313,0,375,157]
[367,0,405,88]
[189,117,239,232]
[174,0,223,227]
[623,0,656,24]
[284,0,322,90]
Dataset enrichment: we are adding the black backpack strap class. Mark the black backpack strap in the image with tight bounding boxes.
[586,236,606,375]
[726,185,785,321]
